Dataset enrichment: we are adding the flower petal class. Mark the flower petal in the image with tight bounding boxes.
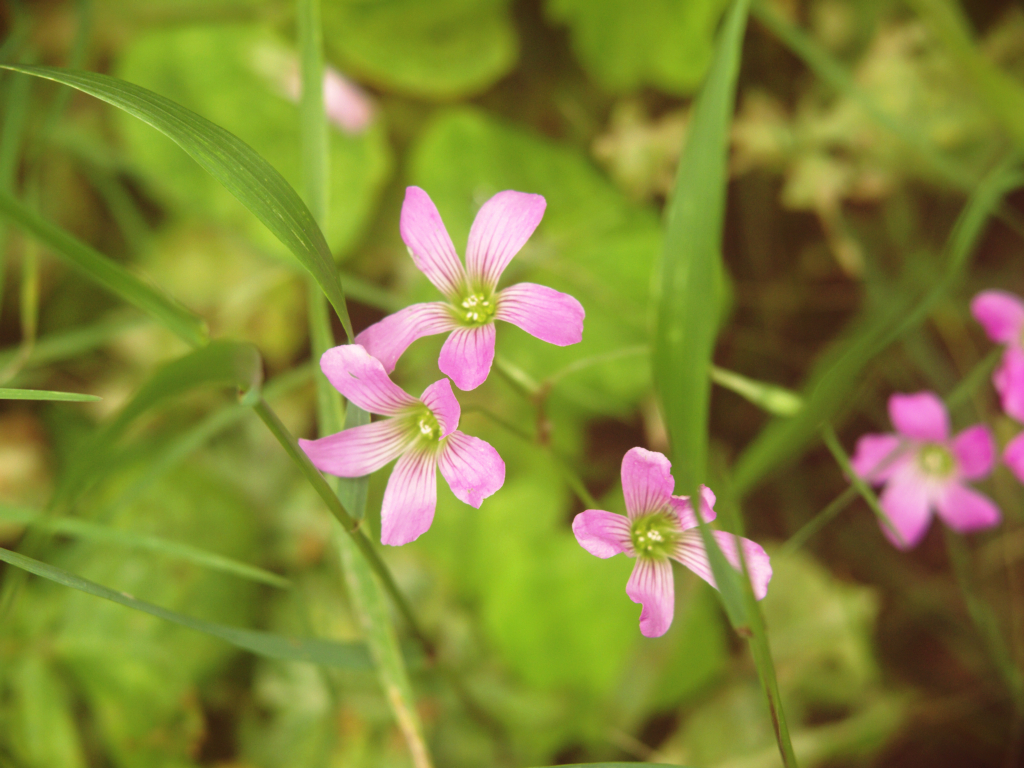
[320,344,418,415]
[935,483,1001,534]
[354,302,457,374]
[994,347,1024,423]
[299,420,410,477]
[621,447,675,519]
[323,67,374,134]
[494,282,584,346]
[380,450,438,546]
[465,190,546,290]
[572,510,634,558]
[400,186,467,299]
[625,557,674,638]
[1004,432,1024,484]
[850,433,909,484]
[668,485,717,530]
[971,290,1024,344]
[888,391,949,442]
[951,425,995,481]
[877,471,933,549]
[672,530,773,600]
[437,430,505,508]
[438,324,496,391]
[420,378,460,438]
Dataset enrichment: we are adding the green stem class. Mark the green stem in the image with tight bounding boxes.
[777,485,859,558]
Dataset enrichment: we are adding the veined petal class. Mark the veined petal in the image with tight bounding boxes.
[952,425,995,481]
[672,530,773,600]
[936,483,1001,534]
[994,347,1024,423]
[494,283,584,346]
[621,447,675,519]
[437,430,505,508]
[888,391,949,442]
[400,187,467,299]
[878,470,933,549]
[971,290,1024,344]
[465,190,546,290]
[572,510,634,558]
[320,344,418,416]
[355,303,457,374]
[299,419,411,477]
[380,450,438,546]
[850,433,908,484]
[625,557,674,638]
[668,485,717,530]
[439,324,496,391]
[420,378,460,438]
[1004,431,1024,484]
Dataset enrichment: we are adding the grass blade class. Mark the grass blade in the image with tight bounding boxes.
[0,546,370,669]
[0,191,208,347]
[0,388,99,402]
[0,503,289,588]
[0,64,354,340]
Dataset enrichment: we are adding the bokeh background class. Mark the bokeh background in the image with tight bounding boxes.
[1,0,1023,766]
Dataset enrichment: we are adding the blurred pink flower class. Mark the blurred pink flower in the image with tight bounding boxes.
[850,391,999,549]
[283,65,374,134]
[572,447,772,638]
[971,290,1024,422]
[299,344,504,546]
[355,186,585,391]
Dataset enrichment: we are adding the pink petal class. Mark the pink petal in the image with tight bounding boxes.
[354,303,457,374]
[621,447,675,519]
[465,190,546,290]
[850,433,909,484]
[437,430,505,508]
[877,471,933,549]
[400,187,467,300]
[438,324,496,391]
[572,510,634,558]
[888,391,949,442]
[951,425,995,481]
[1004,432,1024,484]
[625,557,674,638]
[323,67,374,134]
[971,290,1024,344]
[419,378,460,438]
[299,419,411,477]
[494,282,584,347]
[320,345,418,416]
[672,530,773,600]
[380,450,438,546]
[668,485,717,530]
[994,347,1024,423]
[935,483,1001,534]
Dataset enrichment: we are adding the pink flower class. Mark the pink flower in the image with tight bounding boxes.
[298,345,505,546]
[572,447,772,638]
[355,187,585,391]
[850,391,1000,549]
[971,290,1024,422]
[283,64,375,134]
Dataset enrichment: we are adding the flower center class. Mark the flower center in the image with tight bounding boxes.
[454,291,496,327]
[630,512,679,559]
[917,443,954,478]
[414,409,441,442]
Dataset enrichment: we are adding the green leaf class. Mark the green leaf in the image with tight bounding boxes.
[0,546,371,669]
[0,503,290,588]
[323,0,517,99]
[547,0,728,94]
[0,388,100,402]
[0,191,208,348]
[1,63,355,340]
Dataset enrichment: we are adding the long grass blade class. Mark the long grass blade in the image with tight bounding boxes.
[0,64,354,340]
[0,546,369,669]
[0,388,100,402]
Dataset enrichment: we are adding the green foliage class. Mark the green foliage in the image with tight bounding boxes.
[547,0,729,94]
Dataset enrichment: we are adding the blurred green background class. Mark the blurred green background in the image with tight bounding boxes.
[1,0,1023,766]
